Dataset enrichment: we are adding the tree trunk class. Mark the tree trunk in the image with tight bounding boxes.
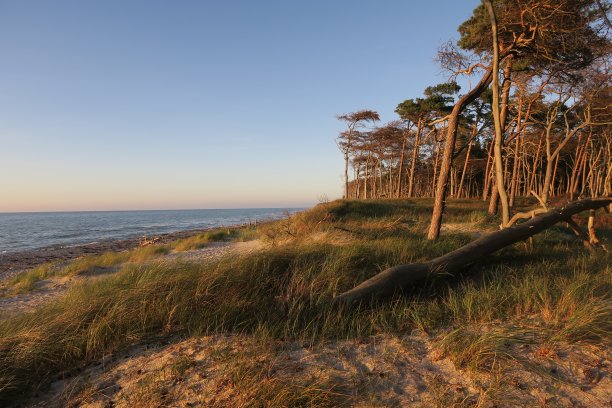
[397,131,407,198]
[541,154,554,205]
[509,134,521,207]
[528,132,543,195]
[344,152,350,199]
[427,67,494,240]
[408,118,423,198]
[488,182,499,215]
[335,197,612,305]
[457,130,474,199]
[363,160,369,199]
[549,154,560,199]
[431,138,441,198]
[485,0,510,227]
[482,139,494,201]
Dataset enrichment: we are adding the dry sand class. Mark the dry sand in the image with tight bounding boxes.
[31,332,611,407]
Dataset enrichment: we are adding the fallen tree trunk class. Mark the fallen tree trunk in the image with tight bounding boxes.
[334,197,612,305]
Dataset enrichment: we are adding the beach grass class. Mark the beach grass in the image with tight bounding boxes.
[3,245,170,295]
[0,199,610,404]
[170,226,258,252]
[2,225,260,296]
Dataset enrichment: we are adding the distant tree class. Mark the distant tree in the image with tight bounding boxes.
[396,82,459,197]
[336,110,380,198]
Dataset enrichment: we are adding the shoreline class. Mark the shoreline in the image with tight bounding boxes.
[0,222,265,282]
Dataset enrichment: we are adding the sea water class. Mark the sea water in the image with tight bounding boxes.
[0,208,302,253]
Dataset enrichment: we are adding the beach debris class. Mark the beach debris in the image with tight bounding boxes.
[140,234,161,246]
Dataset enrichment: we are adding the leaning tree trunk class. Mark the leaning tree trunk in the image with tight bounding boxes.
[427,67,493,240]
[335,197,612,305]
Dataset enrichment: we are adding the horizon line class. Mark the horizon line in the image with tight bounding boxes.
[0,205,312,215]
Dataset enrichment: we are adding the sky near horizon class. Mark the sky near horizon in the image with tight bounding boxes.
[0,1,477,212]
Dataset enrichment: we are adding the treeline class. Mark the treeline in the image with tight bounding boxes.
[336,0,611,239]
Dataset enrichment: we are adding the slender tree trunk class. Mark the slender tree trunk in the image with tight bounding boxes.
[550,154,560,200]
[541,158,554,205]
[482,139,494,200]
[570,132,591,199]
[396,131,407,198]
[579,146,589,197]
[408,118,423,198]
[457,125,475,199]
[568,134,584,196]
[354,166,361,198]
[450,167,456,197]
[372,160,377,198]
[378,161,384,197]
[485,0,510,226]
[364,160,369,199]
[529,132,544,195]
[432,138,441,198]
[343,152,350,199]
[509,134,521,207]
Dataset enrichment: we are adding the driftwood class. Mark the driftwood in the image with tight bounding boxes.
[334,197,612,305]
[139,235,161,246]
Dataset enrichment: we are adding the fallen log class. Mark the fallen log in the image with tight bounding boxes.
[334,197,612,305]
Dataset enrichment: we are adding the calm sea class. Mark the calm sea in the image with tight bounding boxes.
[0,208,303,253]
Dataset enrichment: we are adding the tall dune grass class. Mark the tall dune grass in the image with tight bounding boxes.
[0,199,609,403]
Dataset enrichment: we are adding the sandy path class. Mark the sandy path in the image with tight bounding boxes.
[30,332,611,407]
[0,225,263,283]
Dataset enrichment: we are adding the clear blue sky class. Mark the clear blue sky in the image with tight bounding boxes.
[0,0,478,212]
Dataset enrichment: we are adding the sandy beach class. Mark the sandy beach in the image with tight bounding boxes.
[0,226,239,283]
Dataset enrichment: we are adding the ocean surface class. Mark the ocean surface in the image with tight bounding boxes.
[0,208,303,253]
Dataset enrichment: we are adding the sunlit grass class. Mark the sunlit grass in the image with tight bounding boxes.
[0,198,609,404]
[3,226,261,296]
[5,262,60,294]
[4,246,171,295]
[170,226,258,252]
